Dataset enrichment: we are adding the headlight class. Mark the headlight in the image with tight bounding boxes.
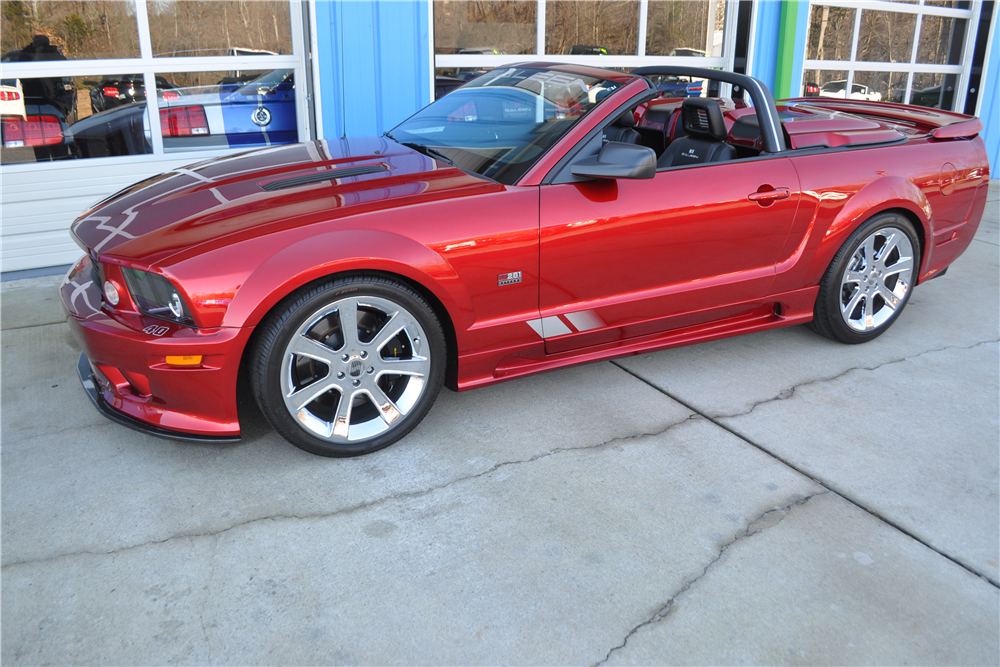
[121,268,196,327]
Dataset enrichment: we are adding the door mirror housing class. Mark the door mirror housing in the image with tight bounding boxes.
[570,142,656,180]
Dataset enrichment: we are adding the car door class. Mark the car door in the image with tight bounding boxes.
[537,158,801,353]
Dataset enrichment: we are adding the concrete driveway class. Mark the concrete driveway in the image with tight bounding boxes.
[2,183,997,665]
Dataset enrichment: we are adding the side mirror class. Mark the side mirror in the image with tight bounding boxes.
[571,142,656,180]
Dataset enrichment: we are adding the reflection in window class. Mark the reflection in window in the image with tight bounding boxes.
[1,74,152,165]
[645,1,725,57]
[433,1,536,55]
[856,10,916,62]
[1,69,299,163]
[0,0,139,60]
[434,68,491,100]
[155,70,297,153]
[545,1,640,56]
[853,71,907,103]
[917,15,966,65]
[802,68,847,98]
[805,5,855,61]
[147,1,291,57]
[909,72,957,109]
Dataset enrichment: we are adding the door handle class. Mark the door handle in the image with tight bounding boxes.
[748,187,790,202]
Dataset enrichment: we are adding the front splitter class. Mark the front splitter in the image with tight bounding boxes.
[76,353,242,444]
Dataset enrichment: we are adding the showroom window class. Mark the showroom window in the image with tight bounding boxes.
[432,0,737,86]
[0,0,309,166]
[801,0,979,111]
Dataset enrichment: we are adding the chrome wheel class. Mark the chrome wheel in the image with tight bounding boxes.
[279,295,431,443]
[839,227,915,333]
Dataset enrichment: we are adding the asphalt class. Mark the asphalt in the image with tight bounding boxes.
[2,182,997,665]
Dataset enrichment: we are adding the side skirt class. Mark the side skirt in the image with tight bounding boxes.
[456,285,819,391]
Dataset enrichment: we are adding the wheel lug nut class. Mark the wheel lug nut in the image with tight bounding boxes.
[360,351,368,359]
[367,367,374,374]
[352,379,360,387]
[337,372,345,379]
[341,354,349,362]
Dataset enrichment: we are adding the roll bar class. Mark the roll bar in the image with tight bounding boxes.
[630,66,786,154]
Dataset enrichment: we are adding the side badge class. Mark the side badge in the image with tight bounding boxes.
[498,271,522,286]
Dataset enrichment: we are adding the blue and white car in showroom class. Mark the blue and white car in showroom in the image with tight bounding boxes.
[69,69,297,158]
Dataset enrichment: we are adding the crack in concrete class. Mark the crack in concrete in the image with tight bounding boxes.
[2,421,103,440]
[0,320,69,332]
[592,491,829,667]
[1,413,700,570]
[198,534,219,663]
[702,339,999,421]
[613,352,1000,590]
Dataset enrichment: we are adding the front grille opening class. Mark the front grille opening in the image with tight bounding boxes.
[89,256,103,292]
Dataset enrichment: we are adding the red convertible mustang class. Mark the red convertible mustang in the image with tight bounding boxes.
[61,64,990,457]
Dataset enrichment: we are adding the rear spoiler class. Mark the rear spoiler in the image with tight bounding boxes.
[930,117,982,139]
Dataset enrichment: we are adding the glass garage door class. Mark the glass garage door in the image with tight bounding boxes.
[800,1,978,112]
[0,0,314,273]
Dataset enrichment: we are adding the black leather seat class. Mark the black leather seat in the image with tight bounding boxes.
[657,98,737,168]
[603,112,641,145]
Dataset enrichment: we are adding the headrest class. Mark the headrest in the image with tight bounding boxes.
[611,111,636,128]
[681,98,727,141]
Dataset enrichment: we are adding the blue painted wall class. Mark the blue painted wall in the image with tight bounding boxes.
[314,0,431,139]
[750,0,783,95]
[980,10,1000,178]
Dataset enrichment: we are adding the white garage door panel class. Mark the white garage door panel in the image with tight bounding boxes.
[3,231,83,273]
[1,157,220,273]
[3,200,105,236]
[2,173,146,204]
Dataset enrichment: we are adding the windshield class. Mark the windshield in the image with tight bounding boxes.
[388,67,623,184]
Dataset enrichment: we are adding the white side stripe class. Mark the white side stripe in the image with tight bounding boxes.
[541,316,572,337]
[564,310,605,332]
[526,310,607,338]
[525,316,572,338]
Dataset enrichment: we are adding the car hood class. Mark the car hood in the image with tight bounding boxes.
[71,136,500,264]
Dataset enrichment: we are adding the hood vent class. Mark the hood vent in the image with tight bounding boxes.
[261,164,388,191]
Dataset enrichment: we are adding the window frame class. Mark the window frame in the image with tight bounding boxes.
[0,0,312,174]
[430,0,740,77]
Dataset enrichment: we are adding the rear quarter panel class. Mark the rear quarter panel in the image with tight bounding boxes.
[771,135,989,294]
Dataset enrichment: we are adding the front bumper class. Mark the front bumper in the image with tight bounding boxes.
[76,353,240,443]
[62,255,251,439]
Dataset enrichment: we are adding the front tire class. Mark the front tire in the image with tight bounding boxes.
[810,212,919,344]
[250,276,446,457]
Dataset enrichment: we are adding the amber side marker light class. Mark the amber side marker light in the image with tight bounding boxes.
[165,355,203,367]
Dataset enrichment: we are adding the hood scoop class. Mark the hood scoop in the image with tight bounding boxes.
[261,163,389,192]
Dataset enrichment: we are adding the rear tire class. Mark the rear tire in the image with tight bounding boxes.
[810,212,919,344]
[250,276,446,457]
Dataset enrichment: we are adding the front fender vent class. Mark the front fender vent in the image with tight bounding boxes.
[261,164,388,191]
